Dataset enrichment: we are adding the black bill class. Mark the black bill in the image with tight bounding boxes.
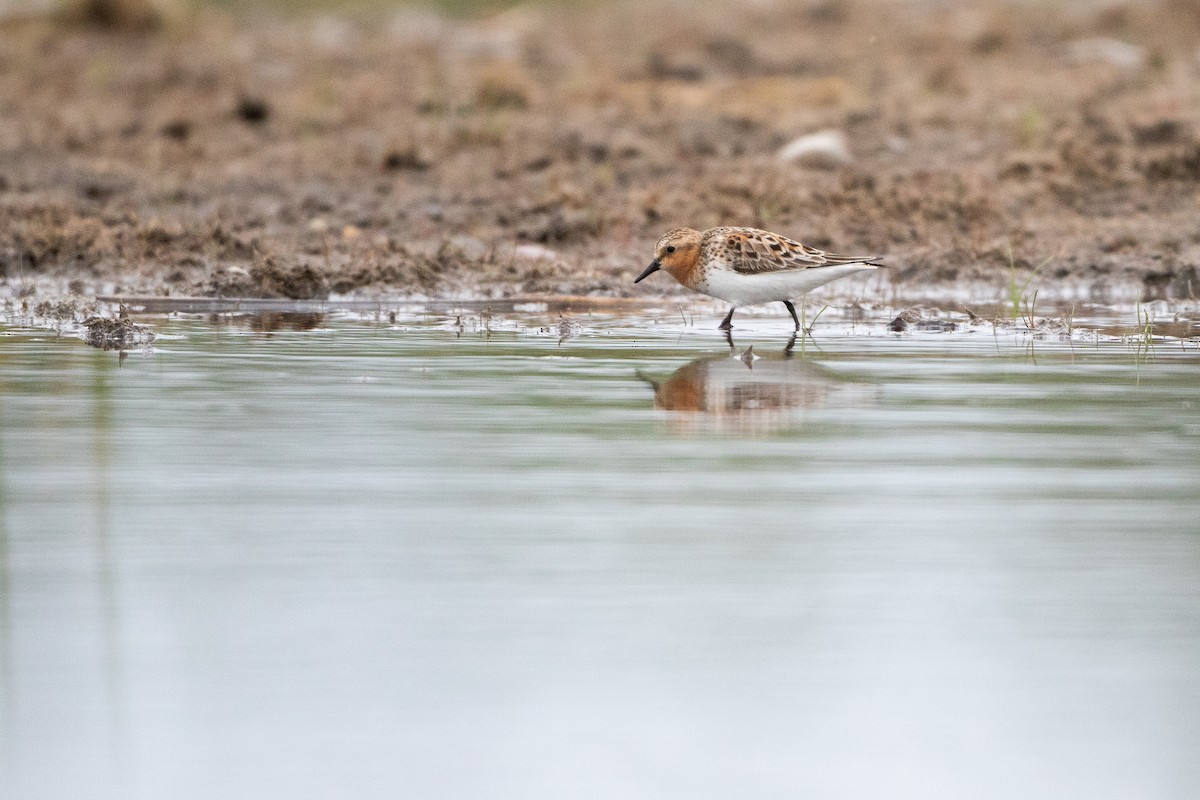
[634,260,662,283]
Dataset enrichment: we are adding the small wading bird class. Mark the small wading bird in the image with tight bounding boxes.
[635,226,884,330]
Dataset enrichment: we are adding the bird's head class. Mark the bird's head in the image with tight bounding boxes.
[635,227,702,285]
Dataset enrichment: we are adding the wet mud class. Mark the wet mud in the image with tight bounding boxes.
[1,0,1199,306]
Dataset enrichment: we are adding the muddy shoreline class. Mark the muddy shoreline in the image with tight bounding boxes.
[2,0,1199,306]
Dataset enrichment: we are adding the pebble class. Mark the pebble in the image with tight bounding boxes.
[512,244,559,263]
[777,130,853,168]
[1065,38,1146,69]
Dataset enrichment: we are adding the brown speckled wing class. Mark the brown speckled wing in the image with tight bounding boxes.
[705,227,879,275]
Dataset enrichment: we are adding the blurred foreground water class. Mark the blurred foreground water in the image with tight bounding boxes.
[2,309,1199,799]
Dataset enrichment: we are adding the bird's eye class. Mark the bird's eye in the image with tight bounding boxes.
[666,245,676,254]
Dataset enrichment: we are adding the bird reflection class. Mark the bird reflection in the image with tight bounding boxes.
[639,334,875,434]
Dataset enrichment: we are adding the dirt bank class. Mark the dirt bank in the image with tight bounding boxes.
[2,0,1199,303]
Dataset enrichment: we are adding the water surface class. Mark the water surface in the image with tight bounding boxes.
[2,309,1199,799]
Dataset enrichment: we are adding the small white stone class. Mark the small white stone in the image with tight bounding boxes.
[777,130,852,168]
[512,244,559,263]
[1065,37,1146,69]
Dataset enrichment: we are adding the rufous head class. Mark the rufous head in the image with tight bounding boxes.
[635,228,702,286]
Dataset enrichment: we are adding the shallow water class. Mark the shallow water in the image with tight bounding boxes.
[2,307,1199,800]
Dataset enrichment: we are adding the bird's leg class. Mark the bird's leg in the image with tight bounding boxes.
[783,300,801,330]
[783,333,798,357]
[722,328,735,351]
[718,307,736,330]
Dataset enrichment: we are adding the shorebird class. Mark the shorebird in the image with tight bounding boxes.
[634,226,883,329]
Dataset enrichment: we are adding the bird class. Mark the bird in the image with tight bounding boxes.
[634,226,884,330]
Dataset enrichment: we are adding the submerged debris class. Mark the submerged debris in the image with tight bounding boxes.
[889,306,958,333]
[81,308,155,350]
[33,297,91,321]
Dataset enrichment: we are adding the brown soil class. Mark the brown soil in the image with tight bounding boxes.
[2,0,1199,303]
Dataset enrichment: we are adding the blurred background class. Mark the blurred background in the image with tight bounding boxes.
[0,0,1198,300]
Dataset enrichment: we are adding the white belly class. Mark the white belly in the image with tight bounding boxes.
[699,263,880,306]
